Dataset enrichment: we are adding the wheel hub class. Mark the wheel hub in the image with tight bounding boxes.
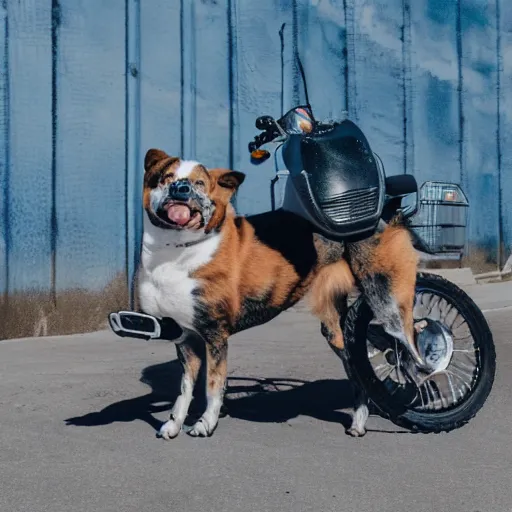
[415,318,454,374]
[384,349,397,366]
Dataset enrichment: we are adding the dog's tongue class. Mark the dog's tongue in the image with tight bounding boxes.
[167,204,191,225]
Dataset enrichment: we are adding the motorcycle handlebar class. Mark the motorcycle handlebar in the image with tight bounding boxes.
[248,129,277,153]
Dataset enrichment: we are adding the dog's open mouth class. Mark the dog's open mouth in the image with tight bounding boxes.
[166,203,192,225]
[157,202,203,229]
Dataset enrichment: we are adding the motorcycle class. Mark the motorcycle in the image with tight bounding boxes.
[109,70,495,436]
[247,102,495,433]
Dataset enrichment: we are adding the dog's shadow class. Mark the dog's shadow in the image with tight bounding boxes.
[65,359,358,431]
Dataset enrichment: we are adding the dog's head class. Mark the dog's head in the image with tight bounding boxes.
[143,149,245,234]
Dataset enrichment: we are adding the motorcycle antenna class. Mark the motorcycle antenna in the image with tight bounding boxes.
[279,23,313,117]
[296,52,312,114]
[279,23,286,117]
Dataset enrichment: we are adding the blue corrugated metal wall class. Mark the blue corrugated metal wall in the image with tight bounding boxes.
[0,0,511,338]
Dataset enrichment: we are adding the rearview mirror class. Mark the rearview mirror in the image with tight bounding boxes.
[279,106,314,135]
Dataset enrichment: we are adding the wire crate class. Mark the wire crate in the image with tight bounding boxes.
[409,181,469,254]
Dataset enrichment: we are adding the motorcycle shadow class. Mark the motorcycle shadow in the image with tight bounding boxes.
[223,375,353,429]
[65,360,402,434]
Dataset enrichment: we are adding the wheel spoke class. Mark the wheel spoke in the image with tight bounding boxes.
[366,286,482,414]
[444,369,471,400]
[445,372,458,404]
[422,381,434,410]
[449,362,475,381]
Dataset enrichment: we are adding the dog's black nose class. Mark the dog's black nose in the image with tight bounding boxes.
[170,179,192,201]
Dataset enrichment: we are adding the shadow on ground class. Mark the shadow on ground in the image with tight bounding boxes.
[65,359,356,432]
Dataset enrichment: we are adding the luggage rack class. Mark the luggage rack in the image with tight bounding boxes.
[408,181,469,264]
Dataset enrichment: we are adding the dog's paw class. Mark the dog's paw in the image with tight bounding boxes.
[158,418,181,440]
[187,417,216,438]
[345,426,367,438]
[414,319,428,334]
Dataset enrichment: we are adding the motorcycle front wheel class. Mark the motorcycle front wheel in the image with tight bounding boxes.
[343,272,496,433]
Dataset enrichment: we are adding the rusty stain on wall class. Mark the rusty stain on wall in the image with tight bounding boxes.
[0,274,128,340]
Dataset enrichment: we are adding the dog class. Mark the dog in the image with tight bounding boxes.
[137,148,419,439]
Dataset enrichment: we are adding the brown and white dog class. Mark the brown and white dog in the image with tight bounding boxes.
[138,148,419,439]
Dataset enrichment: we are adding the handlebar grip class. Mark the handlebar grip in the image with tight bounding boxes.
[255,116,275,130]
[248,131,273,153]
[248,140,258,153]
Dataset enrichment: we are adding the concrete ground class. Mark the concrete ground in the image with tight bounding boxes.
[1,282,511,512]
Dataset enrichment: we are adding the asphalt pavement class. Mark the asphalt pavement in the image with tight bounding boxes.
[1,282,511,512]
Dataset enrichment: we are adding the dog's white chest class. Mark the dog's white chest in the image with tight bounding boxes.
[138,224,221,331]
[139,258,197,329]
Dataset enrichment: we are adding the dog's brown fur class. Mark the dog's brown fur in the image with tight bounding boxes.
[142,149,418,438]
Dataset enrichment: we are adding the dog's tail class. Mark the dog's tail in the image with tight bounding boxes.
[309,259,355,336]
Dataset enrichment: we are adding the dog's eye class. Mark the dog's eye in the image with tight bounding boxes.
[195,180,205,187]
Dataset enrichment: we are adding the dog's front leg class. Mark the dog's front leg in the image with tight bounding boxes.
[188,337,227,437]
[159,337,202,440]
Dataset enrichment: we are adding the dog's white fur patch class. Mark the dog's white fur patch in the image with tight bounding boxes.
[159,419,181,440]
[347,403,369,437]
[175,160,201,179]
[158,371,196,440]
[197,393,223,433]
[138,215,221,331]
[172,372,194,423]
[149,185,166,214]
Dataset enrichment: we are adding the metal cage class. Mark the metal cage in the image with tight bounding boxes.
[409,181,469,255]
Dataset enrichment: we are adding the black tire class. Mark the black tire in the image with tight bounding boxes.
[343,272,496,433]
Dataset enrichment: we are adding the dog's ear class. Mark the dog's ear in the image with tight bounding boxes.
[209,169,246,191]
[204,169,245,234]
[144,149,171,173]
